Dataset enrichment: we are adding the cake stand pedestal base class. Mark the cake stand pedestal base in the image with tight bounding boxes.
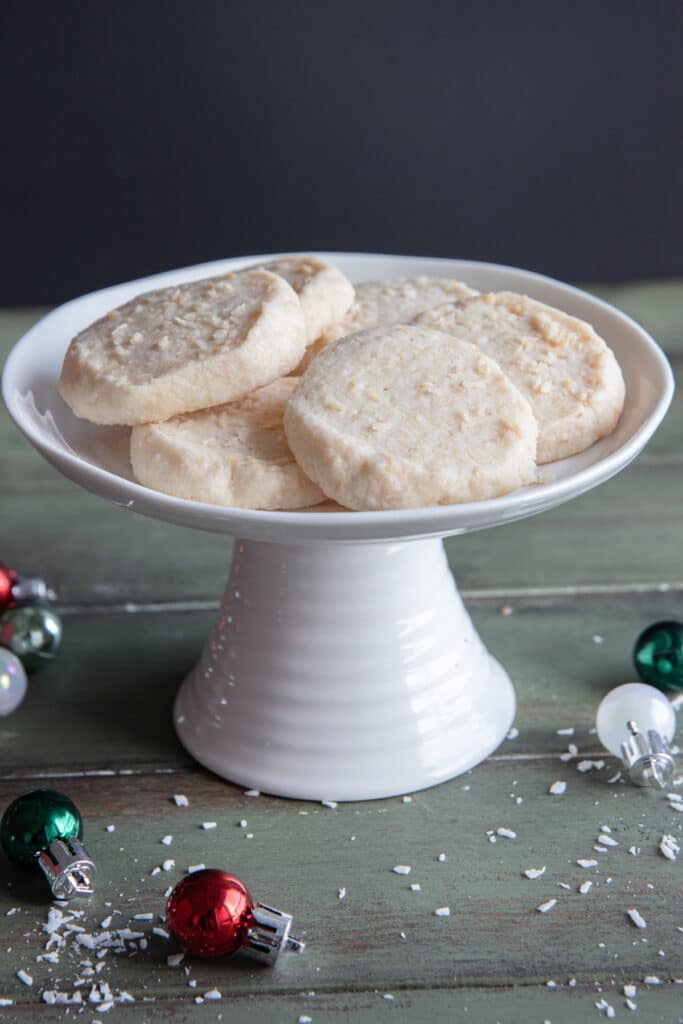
[174,537,515,801]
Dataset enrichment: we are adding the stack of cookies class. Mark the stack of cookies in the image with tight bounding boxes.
[59,257,625,511]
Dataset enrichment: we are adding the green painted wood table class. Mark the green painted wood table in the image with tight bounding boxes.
[0,283,682,1023]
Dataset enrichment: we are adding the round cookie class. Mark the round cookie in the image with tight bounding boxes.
[284,324,537,511]
[294,275,478,373]
[415,292,625,463]
[130,378,325,510]
[258,255,354,343]
[59,269,307,425]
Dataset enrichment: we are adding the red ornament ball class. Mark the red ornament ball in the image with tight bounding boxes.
[0,565,17,613]
[166,869,255,958]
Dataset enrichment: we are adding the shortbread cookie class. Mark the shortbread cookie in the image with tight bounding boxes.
[257,256,354,343]
[415,292,625,463]
[284,324,537,510]
[294,275,478,373]
[59,269,307,425]
[130,378,325,510]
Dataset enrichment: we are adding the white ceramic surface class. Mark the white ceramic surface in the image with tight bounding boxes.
[1,253,674,800]
[174,538,515,801]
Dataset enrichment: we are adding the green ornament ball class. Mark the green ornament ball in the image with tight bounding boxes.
[0,789,83,866]
[0,604,62,673]
[634,620,683,694]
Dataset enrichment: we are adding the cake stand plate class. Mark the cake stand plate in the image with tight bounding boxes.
[2,254,674,800]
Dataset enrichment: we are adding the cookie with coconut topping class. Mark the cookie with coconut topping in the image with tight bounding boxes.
[294,275,478,373]
[284,323,537,510]
[59,268,307,425]
[257,255,354,344]
[130,378,325,510]
[415,292,624,463]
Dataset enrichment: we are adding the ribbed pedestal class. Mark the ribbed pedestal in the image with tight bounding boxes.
[174,538,515,801]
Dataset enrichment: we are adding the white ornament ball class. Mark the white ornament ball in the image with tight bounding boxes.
[0,648,27,716]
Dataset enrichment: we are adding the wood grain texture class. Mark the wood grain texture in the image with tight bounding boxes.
[0,285,682,1021]
[0,763,681,1001]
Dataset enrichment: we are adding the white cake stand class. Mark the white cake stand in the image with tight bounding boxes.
[2,254,674,800]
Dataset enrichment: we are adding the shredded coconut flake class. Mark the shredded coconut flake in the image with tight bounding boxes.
[497,827,516,839]
[392,865,411,875]
[172,795,189,807]
[434,907,450,917]
[627,908,647,929]
[536,899,557,914]
[523,867,546,879]
[577,859,598,868]
[548,781,567,795]
[201,822,217,830]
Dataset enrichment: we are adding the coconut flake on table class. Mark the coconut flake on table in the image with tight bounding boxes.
[548,781,567,795]
[321,800,337,810]
[392,865,411,875]
[579,881,593,895]
[598,834,618,847]
[497,827,516,839]
[659,834,680,861]
[576,760,605,773]
[623,984,637,998]
[162,859,175,871]
[434,907,450,917]
[523,867,546,879]
[337,887,346,900]
[16,970,33,987]
[410,883,421,892]
[576,859,598,868]
[187,864,205,873]
[644,975,661,985]
[627,908,647,929]
[556,727,575,736]
[153,926,170,939]
[204,989,222,1001]
[402,795,413,803]
[628,846,640,856]
[244,789,260,797]
[167,953,184,967]
[437,853,447,863]
[536,899,557,914]
[201,822,217,830]
[105,825,115,832]
[160,835,173,845]
[506,726,519,740]
[559,743,579,763]
[172,794,189,807]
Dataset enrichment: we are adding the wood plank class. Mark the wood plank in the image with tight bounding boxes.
[1,590,680,774]
[0,762,680,1001]
[0,459,682,606]
[1,985,681,1022]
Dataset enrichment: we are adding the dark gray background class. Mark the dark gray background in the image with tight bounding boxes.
[1,0,682,304]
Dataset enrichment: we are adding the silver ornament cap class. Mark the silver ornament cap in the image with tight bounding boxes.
[36,837,96,899]
[243,903,305,964]
[620,720,675,788]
